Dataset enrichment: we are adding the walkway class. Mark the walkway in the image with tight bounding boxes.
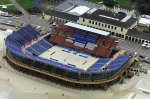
[9,0,31,24]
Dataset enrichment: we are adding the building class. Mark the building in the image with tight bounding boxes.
[5,24,135,88]
[100,5,136,17]
[50,22,116,57]
[126,29,150,43]
[43,4,142,41]
[77,9,137,37]
[43,3,150,44]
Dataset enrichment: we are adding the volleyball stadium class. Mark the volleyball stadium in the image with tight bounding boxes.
[5,22,135,88]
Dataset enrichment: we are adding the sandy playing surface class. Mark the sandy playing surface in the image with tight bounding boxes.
[40,45,99,70]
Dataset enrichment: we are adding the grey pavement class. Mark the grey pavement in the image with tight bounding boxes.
[17,15,50,30]
[0,16,25,27]
[118,39,150,57]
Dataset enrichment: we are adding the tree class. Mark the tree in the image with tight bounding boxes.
[136,0,150,14]
[103,0,117,7]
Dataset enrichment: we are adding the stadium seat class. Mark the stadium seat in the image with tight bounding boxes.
[87,58,111,72]
[107,55,130,70]
[72,32,86,40]
[85,35,98,43]
[26,39,54,56]
[26,47,40,55]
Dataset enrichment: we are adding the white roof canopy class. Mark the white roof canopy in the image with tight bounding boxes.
[139,18,150,26]
[68,6,90,16]
[121,16,131,22]
[65,22,110,36]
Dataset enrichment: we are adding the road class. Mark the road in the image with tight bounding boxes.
[9,0,30,23]
[9,0,50,29]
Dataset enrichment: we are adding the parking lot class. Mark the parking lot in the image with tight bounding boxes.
[118,39,150,57]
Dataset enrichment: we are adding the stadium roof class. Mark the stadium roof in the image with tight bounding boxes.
[68,6,90,16]
[65,22,110,36]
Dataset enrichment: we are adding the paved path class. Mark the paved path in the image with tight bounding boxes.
[9,0,29,15]
[10,0,30,23]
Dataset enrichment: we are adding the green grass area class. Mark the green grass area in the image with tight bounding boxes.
[0,0,19,12]
[16,0,35,11]
[0,0,10,4]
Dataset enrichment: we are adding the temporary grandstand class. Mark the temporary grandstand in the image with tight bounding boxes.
[5,24,135,88]
[50,22,115,57]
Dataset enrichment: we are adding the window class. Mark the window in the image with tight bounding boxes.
[125,36,128,39]
[99,23,101,26]
[102,24,104,27]
[112,32,114,35]
[121,28,123,32]
[95,22,97,25]
[108,25,110,28]
[102,41,106,46]
[105,24,107,27]
[92,21,94,24]
[118,34,121,37]
[114,27,117,30]
[111,26,113,29]
[83,18,85,22]
[89,20,91,23]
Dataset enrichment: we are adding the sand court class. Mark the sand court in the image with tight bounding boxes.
[40,45,99,70]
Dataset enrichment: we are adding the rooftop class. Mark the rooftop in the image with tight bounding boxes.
[91,9,125,20]
[65,22,110,36]
[68,6,90,16]
[45,10,79,22]
[81,9,137,28]
[45,8,137,28]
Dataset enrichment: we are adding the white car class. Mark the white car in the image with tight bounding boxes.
[143,42,148,45]
[145,45,150,48]
[142,44,146,47]
[147,43,150,46]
